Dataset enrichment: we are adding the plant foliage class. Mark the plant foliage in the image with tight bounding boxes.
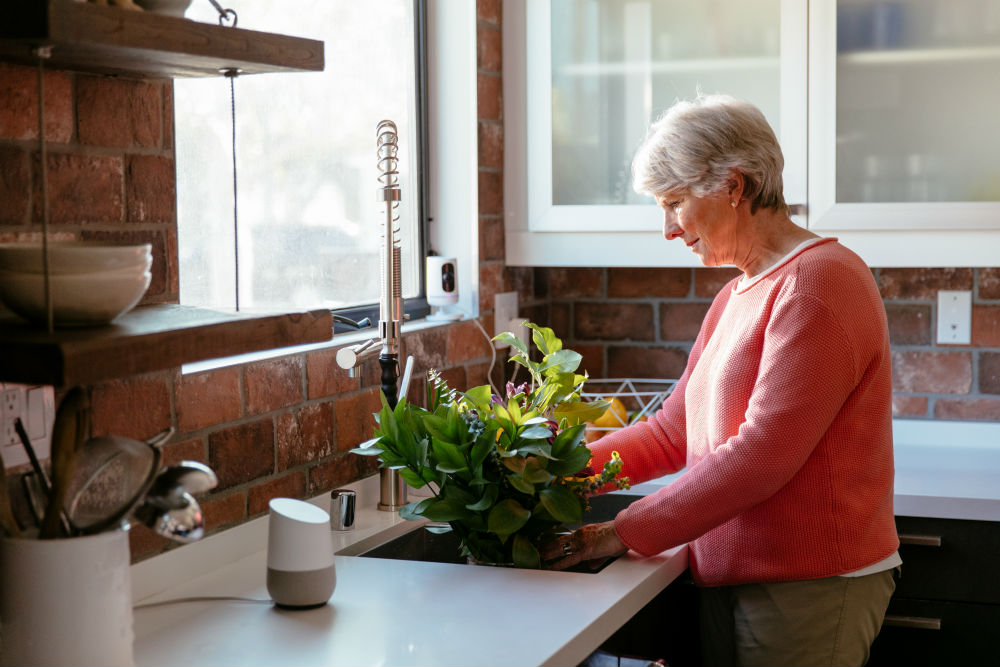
[351,322,630,568]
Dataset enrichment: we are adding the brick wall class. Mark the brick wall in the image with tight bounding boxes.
[532,266,1000,423]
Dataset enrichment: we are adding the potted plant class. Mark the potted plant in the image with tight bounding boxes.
[352,322,630,568]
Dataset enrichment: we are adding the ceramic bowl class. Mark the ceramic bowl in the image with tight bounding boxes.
[0,242,152,275]
[0,268,152,327]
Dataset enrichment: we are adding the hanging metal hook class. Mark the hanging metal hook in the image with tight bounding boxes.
[206,0,237,27]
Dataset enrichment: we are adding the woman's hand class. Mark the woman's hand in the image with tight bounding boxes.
[540,521,628,571]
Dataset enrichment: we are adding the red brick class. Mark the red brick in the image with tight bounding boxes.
[478,170,503,216]
[0,63,72,142]
[201,491,246,532]
[404,326,450,376]
[508,265,534,305]
[176,367,241,433]
[166,227,179,297]
[575,302,654,341]
[435,366,467,396]
[79,228,168,299]
[934,398,1000,420]
[162,82,174,150]
[447,319,493,363]
[608,268,691,298]
[885,304,932,346]
[245,356,303,415]
[334,389,381,451]
[981,352,1000,394]
[34,153,124,224]
[479,215,505,262]
[980,268,1000,300]
[573,343,605,378]
[478,261,504,314]
[126,154,175,223]
[77,76,161,148]
[208,418,274,489]
[478,120,503,169]
[306,347,358,399]
[477,24,502,72]
[547,302,570,339]
[540,268,603,299]
[91,374,172,439]
[0,146,30,225]
[891,395,928,417]
[972,305,1000,347]
[660,303,710,341]
[478,0,501,25]
[464,363,491,394]
[878,268,973,299]
[694,268,740,298]
[892,351,972,394]
[308,454,362,494]
[248,472,307,516]
[608,346,689,380]
[128,523,170,561]
[277,401,336,470]
[477,73,502,121]
[161,437,206,466]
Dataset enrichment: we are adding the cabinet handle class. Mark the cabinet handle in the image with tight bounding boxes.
[898,533,942,547]
[884,615,941,631]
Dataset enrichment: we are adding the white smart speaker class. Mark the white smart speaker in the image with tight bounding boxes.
[426,255,461,320]
[266,498,336,608]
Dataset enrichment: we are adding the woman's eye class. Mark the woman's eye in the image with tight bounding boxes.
[668,201,680,209]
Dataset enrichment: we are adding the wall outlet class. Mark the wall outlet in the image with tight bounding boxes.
[937,290,972,345]
[0,383,55,469]
[494,291,519,349]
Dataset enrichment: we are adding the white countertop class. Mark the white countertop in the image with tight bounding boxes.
[131,475,687,667]
[131,418,1000,667]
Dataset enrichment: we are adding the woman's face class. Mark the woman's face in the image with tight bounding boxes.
[656,190,741,267]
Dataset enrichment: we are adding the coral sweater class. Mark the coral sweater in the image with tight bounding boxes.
[589,238,899,587]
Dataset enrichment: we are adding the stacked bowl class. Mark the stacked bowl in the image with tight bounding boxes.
[0,242,153,327]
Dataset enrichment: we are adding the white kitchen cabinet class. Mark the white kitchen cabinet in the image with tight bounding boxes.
[504,0,1000,268]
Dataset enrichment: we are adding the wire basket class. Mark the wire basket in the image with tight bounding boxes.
[580,378,678,439]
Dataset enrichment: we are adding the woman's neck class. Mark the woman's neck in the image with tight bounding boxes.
[733,208,819,279]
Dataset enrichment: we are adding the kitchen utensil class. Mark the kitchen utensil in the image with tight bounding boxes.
[329,489,356,531]
[63,428,172,534]
[0,448,21,538]
[40,387,89,539]
[133,460,217,543]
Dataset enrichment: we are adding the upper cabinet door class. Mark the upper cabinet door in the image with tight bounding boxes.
[808,0,1000,231]
[505,0,805,266]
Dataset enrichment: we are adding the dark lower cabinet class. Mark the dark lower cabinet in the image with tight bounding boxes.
[867,515,1000,667]
[598,571,701,667]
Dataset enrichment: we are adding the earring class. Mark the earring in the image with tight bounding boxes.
[731,201,738,208]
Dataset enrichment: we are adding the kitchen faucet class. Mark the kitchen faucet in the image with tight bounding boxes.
[336,120,406,512]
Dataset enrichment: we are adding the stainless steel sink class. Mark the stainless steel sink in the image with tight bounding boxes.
[351,493,641,572]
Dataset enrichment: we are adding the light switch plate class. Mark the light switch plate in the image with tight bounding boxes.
[1,383,55,469]
[494,291,519,349]
[937,290,972,345]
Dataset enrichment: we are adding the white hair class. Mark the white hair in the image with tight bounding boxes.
[631,94,787,214]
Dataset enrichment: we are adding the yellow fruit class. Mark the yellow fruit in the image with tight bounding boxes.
[592,397,627,428]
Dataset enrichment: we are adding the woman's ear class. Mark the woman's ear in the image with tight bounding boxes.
[727,170,747,204]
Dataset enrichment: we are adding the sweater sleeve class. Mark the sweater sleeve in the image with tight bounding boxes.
[613,290,865,556]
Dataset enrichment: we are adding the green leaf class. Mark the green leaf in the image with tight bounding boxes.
[465,484,499,511]
[539,349,581,375]
[507,474,536,495]
[487,499,531,538]
[421,413,451,442]
[398,468,427,488]
[527,322,562,356]
[425,523,453,534]
[398,498,435,521]
[470,430,493,470]
[546,444,592,476]
[421,497,475,522]
[539,485,583,524]
[518,425,554,440]
[523,457,554,484]
[432,438,468,473]
[512,534,541,569]
[553,399,611,426]
[492,331,528,356]
[502,456,526,474]
[550,423,586,457]
[463,385,493,413]
[513,442,554,459]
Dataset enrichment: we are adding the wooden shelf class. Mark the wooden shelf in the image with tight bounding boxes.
[0,304,333,387]
[0,0,323,78]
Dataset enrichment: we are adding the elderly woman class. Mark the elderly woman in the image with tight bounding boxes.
[542,95,899,667]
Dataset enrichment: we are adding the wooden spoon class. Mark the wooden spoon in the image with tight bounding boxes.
[39,387,89,539]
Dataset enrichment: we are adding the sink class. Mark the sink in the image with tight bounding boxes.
[351,493,642,573]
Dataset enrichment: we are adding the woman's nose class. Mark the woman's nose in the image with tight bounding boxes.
[662,212,683,241]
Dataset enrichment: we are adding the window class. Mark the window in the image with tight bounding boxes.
[175,1,426,323]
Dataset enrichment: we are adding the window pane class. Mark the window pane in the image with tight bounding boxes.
[550,0,781,206]
[176,1,420,310]
[835,0,1000,203]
